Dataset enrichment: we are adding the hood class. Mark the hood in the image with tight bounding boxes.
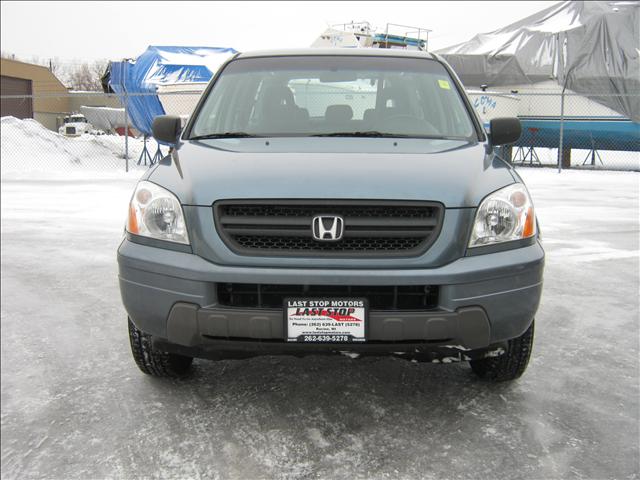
[148,138,515,208]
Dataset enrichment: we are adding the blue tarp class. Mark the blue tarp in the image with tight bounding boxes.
[109,46,237,137]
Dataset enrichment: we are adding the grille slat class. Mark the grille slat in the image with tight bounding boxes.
[224,227,310,237]
[231,236,425,251]
[214,200,443,257]
[224,228,430,237]
[220,216,310,226]
[343,229,430,238]
[217,283,439,310]
[344,217,439,227]
[220,216,439,228]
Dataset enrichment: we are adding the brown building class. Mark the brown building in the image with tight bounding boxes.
[1,57,70,130]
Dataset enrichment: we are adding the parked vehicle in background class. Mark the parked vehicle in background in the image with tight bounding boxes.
[58,113,92,137]
[118,49,544,382]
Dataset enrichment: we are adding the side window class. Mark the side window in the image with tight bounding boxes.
[192,75,263,135]
[195,84,225,134]
[439,80,474,137]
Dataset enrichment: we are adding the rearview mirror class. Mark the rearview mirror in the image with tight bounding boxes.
[152,115,182,145]
[318,70,359,83]
[489,117,521,146]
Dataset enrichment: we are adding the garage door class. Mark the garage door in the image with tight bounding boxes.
[1,75,33,119]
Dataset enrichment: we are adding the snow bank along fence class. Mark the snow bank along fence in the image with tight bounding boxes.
[0,91,638,173]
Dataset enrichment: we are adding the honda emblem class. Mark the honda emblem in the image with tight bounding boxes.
[312,215,344,241]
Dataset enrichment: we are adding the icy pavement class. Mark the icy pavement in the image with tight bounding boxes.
[1,168,638,479]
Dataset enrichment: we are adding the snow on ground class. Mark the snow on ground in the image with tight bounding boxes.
[0,135,638,478]
[1,117,157,180]
[517,167,640,263]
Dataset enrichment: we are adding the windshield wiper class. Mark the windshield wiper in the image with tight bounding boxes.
[312,132,461,140]
[189,132,263,140]
[311,131,407,138]
[190,131,462,140]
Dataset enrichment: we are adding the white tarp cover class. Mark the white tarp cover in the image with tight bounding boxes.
[79,106,134,132]
[436,1,639,121]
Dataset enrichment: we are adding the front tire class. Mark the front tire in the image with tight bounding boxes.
[128,318,193,377]
[470,320,534,382]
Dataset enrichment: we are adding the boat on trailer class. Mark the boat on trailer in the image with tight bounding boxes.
[311,22,431,51]
[437,1,639,169]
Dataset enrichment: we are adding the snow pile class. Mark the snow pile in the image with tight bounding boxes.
[1,117,157,180]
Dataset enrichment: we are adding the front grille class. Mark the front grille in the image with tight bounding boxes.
[65,126,76,134]
[217,283,439,310]
[214,200,443,257]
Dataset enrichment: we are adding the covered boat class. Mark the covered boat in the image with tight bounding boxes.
[436,1,640,154]
[104,46,237,137]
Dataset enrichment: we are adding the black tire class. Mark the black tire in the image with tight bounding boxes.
[128,318,193,377]
[470,320,534,382]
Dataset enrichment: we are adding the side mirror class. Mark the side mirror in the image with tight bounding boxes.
[489,117,521,146]
[152,115,182,144]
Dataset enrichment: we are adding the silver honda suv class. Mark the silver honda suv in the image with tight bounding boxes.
[118,48,544,382]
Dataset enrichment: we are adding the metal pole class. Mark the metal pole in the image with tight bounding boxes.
[121,61,129,172]
[558,87,565,174]
[557,31,570,175]
[124,94,129,172]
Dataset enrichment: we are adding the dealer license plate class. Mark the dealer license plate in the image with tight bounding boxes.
[285,298,367,343]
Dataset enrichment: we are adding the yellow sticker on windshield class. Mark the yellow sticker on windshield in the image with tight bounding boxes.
[438,79,451,90]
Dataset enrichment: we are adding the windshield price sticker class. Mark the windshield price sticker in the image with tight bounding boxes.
[286,299,366,343]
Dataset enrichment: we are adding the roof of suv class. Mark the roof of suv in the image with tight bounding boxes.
[236,48,436,60]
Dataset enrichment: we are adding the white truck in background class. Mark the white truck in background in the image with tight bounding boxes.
[58,113,93,137]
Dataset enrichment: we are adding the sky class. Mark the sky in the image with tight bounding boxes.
[1,1,558,64]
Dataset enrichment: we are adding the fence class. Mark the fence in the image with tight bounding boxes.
[484,91,640,172]
[0,91,638,178]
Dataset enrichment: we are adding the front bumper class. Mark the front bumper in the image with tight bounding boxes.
[118,238,544,355]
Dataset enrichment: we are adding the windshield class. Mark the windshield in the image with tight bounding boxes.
[188,56,476,139]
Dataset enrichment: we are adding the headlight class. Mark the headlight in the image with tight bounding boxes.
[469,183,536,247]
[126,181,189,244]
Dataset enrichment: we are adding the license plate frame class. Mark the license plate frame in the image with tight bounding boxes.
[285,298,368,343]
